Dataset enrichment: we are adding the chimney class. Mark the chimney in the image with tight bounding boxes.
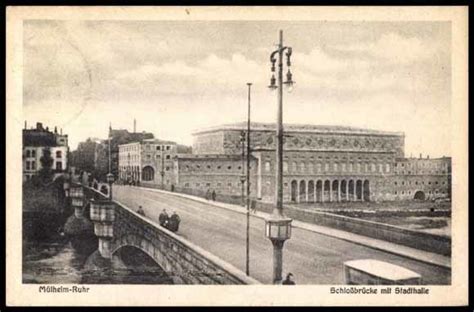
[134,118,136,133]
[427,155,430,159]
[419,153,422,159]
[24,121,27,129]
[36,122,43,130]
[54,126,57,134]
[60,128,63,135]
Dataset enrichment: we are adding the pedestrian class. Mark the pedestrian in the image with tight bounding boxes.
[211,190,216,201]
[168,211,181,232]
[250,199,257,214]
[205,189,211,201]
[159,209,169,228]
[282,273,296,285]
[137,206,146,217]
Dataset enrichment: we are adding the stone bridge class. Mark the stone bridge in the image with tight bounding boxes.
[75,183,259,285]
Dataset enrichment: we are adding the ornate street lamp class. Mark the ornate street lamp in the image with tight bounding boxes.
[106,172,114,201]
[265,30,294,284]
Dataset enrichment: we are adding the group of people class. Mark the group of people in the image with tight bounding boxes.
[205,189,217,201]
[126,179,140,187]
[136,207,181,233]
[159,209,181,232]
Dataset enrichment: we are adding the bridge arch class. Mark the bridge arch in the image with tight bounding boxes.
[111,233,180,283]
[112,245,173,284]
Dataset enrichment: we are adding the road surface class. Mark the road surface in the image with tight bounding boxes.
[114,185,450,285]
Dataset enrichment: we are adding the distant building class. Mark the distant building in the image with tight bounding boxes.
[182,122,451,203]
[115,121,451,203]
[93,126,154,181]
[70,137,100,174]
[118,138,179,186]
[392,155,451,201]
[23,122,69,182]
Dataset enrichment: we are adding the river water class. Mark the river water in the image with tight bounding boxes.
[23,239,174,284]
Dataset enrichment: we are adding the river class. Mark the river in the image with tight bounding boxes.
[23,238,174,284]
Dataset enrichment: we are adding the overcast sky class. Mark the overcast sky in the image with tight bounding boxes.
[23,20,451,157]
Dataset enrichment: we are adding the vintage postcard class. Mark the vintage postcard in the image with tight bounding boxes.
[6,6,468,306]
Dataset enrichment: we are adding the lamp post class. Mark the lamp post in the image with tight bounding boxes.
[246,82,253,276]
[265,30,294,284]
[240,131,246,207]
[161,145,165,189]
[107,134,114,200]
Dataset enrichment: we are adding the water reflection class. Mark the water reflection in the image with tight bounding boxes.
[23,241,173,284]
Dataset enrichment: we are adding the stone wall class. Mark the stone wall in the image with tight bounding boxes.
[111,200,260,284]
[174,156,259,198]
[251,201,451,255]
[82,185,259,284]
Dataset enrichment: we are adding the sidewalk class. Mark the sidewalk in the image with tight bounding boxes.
[135,186,451,269]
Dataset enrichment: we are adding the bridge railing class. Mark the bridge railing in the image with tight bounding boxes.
[79,183,260,285]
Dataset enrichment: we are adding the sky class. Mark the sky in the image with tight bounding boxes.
[23,20,451,157]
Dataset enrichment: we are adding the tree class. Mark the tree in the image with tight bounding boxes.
[37,147,54,183]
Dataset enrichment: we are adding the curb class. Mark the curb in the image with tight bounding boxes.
[128,186,451,270]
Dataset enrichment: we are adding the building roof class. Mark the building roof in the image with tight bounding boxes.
[23,128,61,147]
[142,138,177,144]
[119,138,177,147]
[193,121,404,137]
[176,153,255,160]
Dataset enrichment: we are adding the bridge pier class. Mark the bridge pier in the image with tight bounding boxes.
[90,199,115,259]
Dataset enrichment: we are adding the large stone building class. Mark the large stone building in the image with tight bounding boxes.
[118,138,179,186]
[92,126,155,181]
[118,121,451,203]
[23,122,69,182]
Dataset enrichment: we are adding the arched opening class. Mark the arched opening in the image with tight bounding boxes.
[356,180,363,200]
[290,180,298,202]
[142,166,155,181]
[324,180,331,202]
[341,180,347,202]
[308,180,315,202]
[316,180,323,202]
[363,180,370,201]
[332,180,339,202]
[104,246,173,284]
[414,190,426,200]
[348,180,355,201]
[299,180,306,202]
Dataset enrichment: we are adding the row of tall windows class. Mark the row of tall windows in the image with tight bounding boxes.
[265,160,391,174]
[184,164,243,171]
[394,180,445,186]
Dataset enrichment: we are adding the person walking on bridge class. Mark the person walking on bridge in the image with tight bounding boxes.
[159,209,169,228]
[168,211,181,232]
[137,205,146,217]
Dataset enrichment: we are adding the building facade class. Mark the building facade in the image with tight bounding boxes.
[118,138,178,186]
[116,121,451,204]
[391,156,451,201]
[173,154,258,199]
[189,122,451,203]
[23,122,69,182]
